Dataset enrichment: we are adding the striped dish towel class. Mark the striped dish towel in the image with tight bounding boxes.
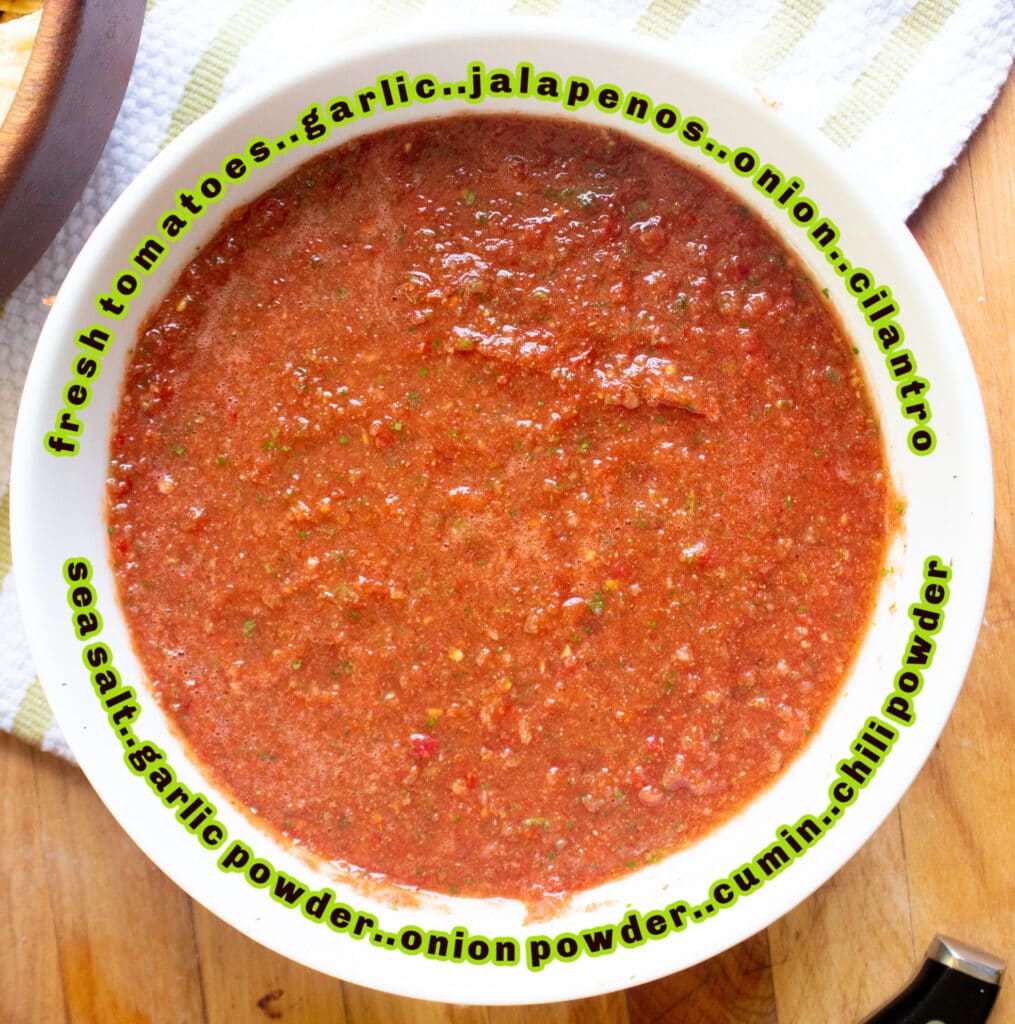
[2,0,1013,761]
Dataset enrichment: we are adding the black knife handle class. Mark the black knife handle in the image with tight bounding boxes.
[861,936,1005,1024]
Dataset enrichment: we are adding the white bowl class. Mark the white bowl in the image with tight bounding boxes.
[10,21,992,1004]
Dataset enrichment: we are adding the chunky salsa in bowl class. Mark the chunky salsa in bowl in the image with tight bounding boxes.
[107,114,892,903]
[12,23,991,1003]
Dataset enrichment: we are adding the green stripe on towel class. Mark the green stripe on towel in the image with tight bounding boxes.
[738,0,830,80]
[510,0,563,14]
[822,0,959,148]
[161,0,300,148]
[0,484,11,580]
[633,0,703,39]
[13,677,53,747]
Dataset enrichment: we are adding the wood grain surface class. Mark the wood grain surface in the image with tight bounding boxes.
[2,68,1011,1024]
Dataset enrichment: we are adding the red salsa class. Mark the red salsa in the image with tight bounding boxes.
[108,115,891,903]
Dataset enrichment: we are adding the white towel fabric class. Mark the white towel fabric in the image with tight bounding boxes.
[1,0,1012,761]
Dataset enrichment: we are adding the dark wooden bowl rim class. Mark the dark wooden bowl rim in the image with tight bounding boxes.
[0,0,145,297]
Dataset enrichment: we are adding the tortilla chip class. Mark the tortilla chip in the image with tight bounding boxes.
[0,7,42,126]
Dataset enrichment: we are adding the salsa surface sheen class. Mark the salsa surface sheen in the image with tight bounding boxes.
[108,115,890,903]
